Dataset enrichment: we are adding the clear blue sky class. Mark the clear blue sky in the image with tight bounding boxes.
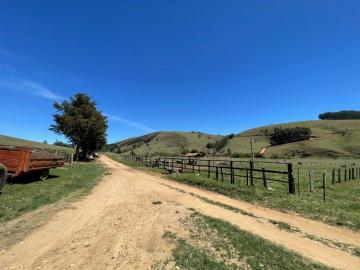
[1,1,359,144]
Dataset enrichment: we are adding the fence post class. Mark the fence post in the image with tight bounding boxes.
[345,169,347,182]
[322,171,327,202]
[288,163,295,194]
[246,167,249,186]
[309,170,314,192]
[338,168,341,183]
[216,166,219,180]
[220,166,224,181]
[331,169,335,185]
[262,167,268,189]
[297,166,300,195]
[250,161,254,186]
[230,161,234,184]
[208,160,211,178]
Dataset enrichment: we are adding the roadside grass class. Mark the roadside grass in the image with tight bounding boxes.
[0,162,106,223]
[108,154,360,230]
[163,212,332,270]
[168,172,360,230]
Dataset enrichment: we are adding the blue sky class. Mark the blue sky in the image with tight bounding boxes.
[0,1,360,144]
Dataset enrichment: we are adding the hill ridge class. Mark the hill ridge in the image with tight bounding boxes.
[105,120,360,158]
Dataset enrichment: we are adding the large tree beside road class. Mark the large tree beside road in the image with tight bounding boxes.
[50,93,108,160]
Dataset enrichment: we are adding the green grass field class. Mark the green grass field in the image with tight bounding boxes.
[108,154,360,230]
[0,134,74,154]
[0,162,106,223]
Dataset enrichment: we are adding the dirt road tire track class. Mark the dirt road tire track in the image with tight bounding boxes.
[0,155,359,270]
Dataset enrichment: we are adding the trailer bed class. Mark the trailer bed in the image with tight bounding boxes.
[0,145,65,177]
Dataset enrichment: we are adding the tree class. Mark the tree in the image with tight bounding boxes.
[214,137,229,152]
[319,110,360,120]
[267,127,312,146]
[50,93,108,160]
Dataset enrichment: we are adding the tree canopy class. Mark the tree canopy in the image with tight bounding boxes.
[267,127,312,146]
[319,110,360,120]
[50,93,108,160]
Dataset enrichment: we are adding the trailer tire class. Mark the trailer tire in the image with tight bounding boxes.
[0,164,7,191]
[38,169,50,181]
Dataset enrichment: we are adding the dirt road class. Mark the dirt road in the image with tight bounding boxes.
[1,155,360,270]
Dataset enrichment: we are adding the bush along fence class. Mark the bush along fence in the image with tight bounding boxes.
[121,155,296,194]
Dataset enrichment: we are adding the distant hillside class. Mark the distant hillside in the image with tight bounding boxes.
[0,135,74,153]
[105,120,360,158]
[104,131,222,156]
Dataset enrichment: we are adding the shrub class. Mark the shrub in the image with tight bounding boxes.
[267,127,312,146]
[199,151,206,157]
[214,137,229,151]
[206,143,214,149]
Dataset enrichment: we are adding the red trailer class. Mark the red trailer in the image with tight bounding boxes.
[0,145,65,190]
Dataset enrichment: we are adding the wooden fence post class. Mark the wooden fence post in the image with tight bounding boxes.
[309,170,313,192]
[322,171,327,202]
[208,160,211,178]
[331,169,335,185]
[216,166,219,180]
[230,161,234,184]
[262,167,268,189]
[338,168,341,183]
[288,163,295,194]
[297,167,300,195]
[246,167,249,186]
[250,161,254,186]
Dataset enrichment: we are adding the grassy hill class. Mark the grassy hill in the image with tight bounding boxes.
[233,120,360,158]
[105,120,360,158]
[0,135,74,153]
[105,131,222,156]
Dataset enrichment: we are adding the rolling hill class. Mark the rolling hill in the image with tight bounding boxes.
[0,135,74,153]
[105,131,222,156]
[105,120,360,158]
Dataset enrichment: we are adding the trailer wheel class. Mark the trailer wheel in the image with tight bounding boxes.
[0,164,7,190]
[38,169,50,181]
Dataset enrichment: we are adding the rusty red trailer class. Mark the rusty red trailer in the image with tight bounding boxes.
[0,145,65,189]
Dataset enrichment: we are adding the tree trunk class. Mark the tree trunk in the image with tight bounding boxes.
[80,145,88,161]
[75,144,80,161]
